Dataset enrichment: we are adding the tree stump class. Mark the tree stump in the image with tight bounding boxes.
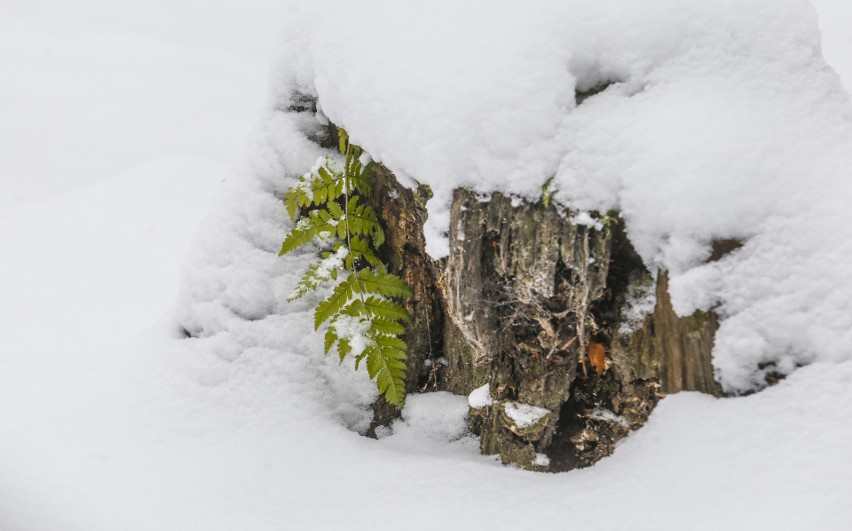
[291,100,720,469]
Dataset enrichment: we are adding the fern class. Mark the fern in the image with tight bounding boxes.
[314,274,356,329]
[362,296,410,322]
[355,269,413,298]
[347,236,383,268]
[280,128,411,405]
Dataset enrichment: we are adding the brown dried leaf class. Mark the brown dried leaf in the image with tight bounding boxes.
[587,340,607,376]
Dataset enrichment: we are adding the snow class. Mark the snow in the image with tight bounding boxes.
[572,211,601,229]
[534,453,551,467]
[276,0,852,392]
[318,247,348,277]
[503,403,552,429]
[469,383,494,409]
[381,392,474,449]
[811,0,852,93]
[0,0,288,206]
[618,280,657,335]
[330,314,372,357]
[0,1,851,530]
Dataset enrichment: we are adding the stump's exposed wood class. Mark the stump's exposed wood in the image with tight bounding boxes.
[661,300,717,395]
[442,191,720,470]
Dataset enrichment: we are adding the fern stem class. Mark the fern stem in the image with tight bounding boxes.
[343,142,370,311]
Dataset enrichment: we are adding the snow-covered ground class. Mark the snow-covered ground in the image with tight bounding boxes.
[0,0,287,206]
[1,1,851,530]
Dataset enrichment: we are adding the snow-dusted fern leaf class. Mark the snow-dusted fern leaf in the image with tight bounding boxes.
[280,128,411,405]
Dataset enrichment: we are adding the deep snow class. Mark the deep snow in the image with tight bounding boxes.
[0,0,288,206]
[1,1,851,530]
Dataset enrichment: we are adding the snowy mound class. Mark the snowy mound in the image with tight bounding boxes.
[252,0,852,391]
[2,2,852,529]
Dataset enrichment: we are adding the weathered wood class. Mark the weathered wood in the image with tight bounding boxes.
[442,191,720,470]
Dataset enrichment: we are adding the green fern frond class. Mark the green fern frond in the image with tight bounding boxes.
[281,128,411,405]
[370,317,405,337]
[327,200,344,220]
[337,298,362,316]
[309,165,346,206]
[345,142,357,176]
[279,226,315,256]
[283,161,347,221]
[363,345,380,379]
[356,270,413,298]
[377,365,406,405]
[348,236,382,267]
[339,300,406,339]
[344,196,385,247]
[375,335,407,352]
[280,209,339,255]
[337,128,348,155]
[363,296,410,322]
[284,180,312,219]
[354,350,366,371]
[289,263,323,301]
[351,161,375,195]
[285,192,300,221]
[367,345,407,405]
[314,275,355,330]
[324,327,337,355]
[337,338,352,364]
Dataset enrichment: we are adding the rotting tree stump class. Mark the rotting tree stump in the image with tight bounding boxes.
[290,99,721,470]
